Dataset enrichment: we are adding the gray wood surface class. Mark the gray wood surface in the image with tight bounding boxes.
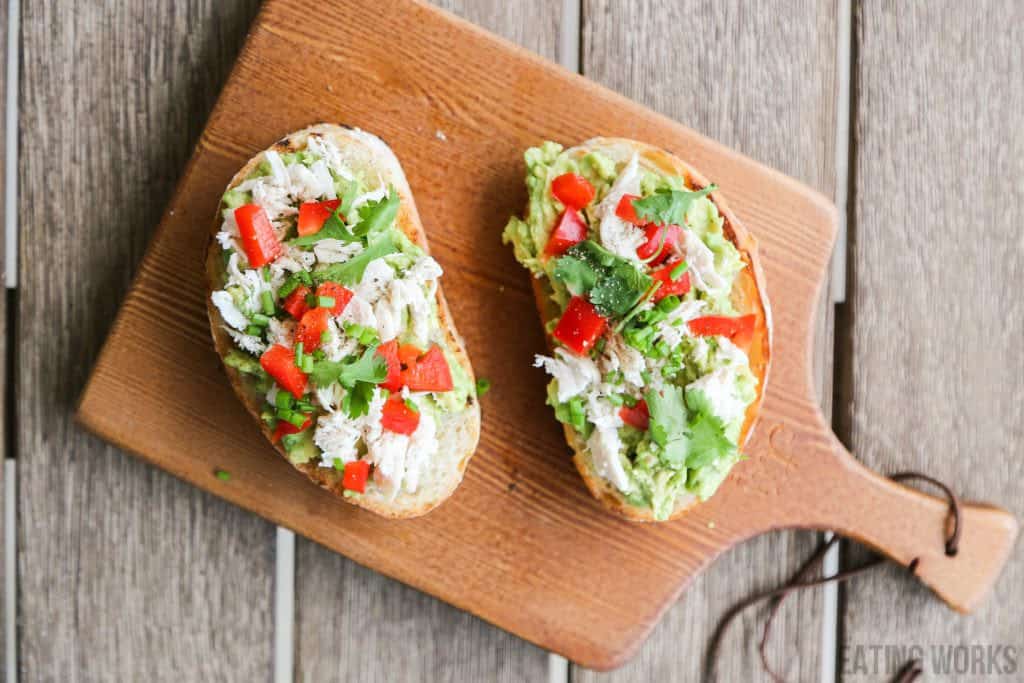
[837,2,1024,681]
[291,1,562,681]
[15,2,275,681]
[0,0,7,675]
[575,1,838,681]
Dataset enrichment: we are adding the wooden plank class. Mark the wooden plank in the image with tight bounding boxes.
[16,2,276,680]
[576,1,838,680]
[838,2,1024,680]
[293,1,560,679]
[0,0,7,675]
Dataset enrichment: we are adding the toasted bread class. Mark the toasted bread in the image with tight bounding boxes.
[205,124,480,518]
[526,138,771,522]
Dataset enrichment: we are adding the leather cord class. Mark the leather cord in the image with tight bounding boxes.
[704,471,962,683]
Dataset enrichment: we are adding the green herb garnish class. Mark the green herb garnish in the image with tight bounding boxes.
[631,185,717,226]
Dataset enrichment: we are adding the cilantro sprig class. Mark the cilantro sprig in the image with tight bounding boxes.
[290,186,400,247]
[644,385,734,469]
[631,185,717,226]
[309,345,388,418]
[551,240,652,317]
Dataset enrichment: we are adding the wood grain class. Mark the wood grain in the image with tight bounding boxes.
[75,0,1017,670]
[0,0,7,673]
[837,2,1024,681]
[576,1,838,680]
[16,2,276,680]
[292,1,558,680]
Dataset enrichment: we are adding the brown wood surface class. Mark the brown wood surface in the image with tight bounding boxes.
[575,0,837,680]
[836,2,1024,681]
[292,1,559,679]
[74,0,1018,670]
[16,2,277,680]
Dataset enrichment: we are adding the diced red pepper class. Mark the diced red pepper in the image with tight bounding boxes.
[552,296,607,355]
[397,344,422,368]
[381,394,421,435]
[550,173,596,210]
[402,346,454,392]
[636,223,682,264]
[297,199,342,237]
[315,281,353,316]
[615,193,644,225]
[688,314,758,349]
[235,204,283,267]
[618,400,650,431]
[260,345,308,398]
[544,209,588,256]
[282,285,312,320]
[296,307,331,351]
[342,460,370,493]
[376,340,404,391]
[650,263,692,302]
[272,414,313,443]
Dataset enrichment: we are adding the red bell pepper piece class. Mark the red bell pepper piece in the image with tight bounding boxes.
[550,173,596,210]
[615,193,644,225]
[297,199,342,237]
[296,307,331,351]
[381,394,421,435]
[398,344,423,368]
[315,281,353,316]
[544,209,588,256]
[272,413,313,443]
[282,285,312,320]
[260,345,308,398]
[552,296,607,355]
[235,204,283,267]
[636,223,682,264]
[342,460,370,493]
[402,346,454,392]
[650,263,692,302]
[376,340,404,391]
[618,400,650,431]
[688,314,757,348]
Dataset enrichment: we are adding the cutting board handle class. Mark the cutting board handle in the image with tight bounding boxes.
[760,419,1019,613]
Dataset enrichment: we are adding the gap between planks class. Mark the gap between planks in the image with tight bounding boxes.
[549,0,579,679]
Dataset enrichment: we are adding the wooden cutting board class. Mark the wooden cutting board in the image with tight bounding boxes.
[77,0,1018,670]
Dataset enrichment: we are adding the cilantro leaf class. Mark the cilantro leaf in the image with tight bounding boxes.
[341,381,377,418]
[683,412,733,469]
[644,385,690,466]
[314,231,398,285]
[337,179,360,216]
[290,208,358,247]
[632,185,717,226]
[551,240,652,317]
[309,345,387,388]
[354,187,400,236]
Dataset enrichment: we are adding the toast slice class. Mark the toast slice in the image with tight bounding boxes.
[508,137,770,521]
[205,124,480,518]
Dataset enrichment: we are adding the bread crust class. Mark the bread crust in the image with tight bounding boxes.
[205,123,480,518]
[531,138,771,522]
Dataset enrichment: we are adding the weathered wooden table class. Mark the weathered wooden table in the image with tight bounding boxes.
[3,1,1021,681]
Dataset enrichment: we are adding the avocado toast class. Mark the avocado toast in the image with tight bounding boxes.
[504,138,770,521]
[206,124,480,518]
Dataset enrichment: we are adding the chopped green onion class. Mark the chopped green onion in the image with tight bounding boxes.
[320,330,331,344]
[294,342,305,366]
[215,469,231,482]
[404,398,420,413]
[475,378,491,397]
[313,350,326,361]
[251,313,271,327]
[285,412,308,429]
[275,391,294,410]
[300,356,314,374]
[606,393,624,406]
[603,370,623,385]
[276,408,294,422]
[656,295,681,313]
[244,325,263,337]
[333,458,345,472]
[261,290,275,316]
[670,261,688,280]
[317,296,336,309]
[261,266,272,283]
[294,399,314,412]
